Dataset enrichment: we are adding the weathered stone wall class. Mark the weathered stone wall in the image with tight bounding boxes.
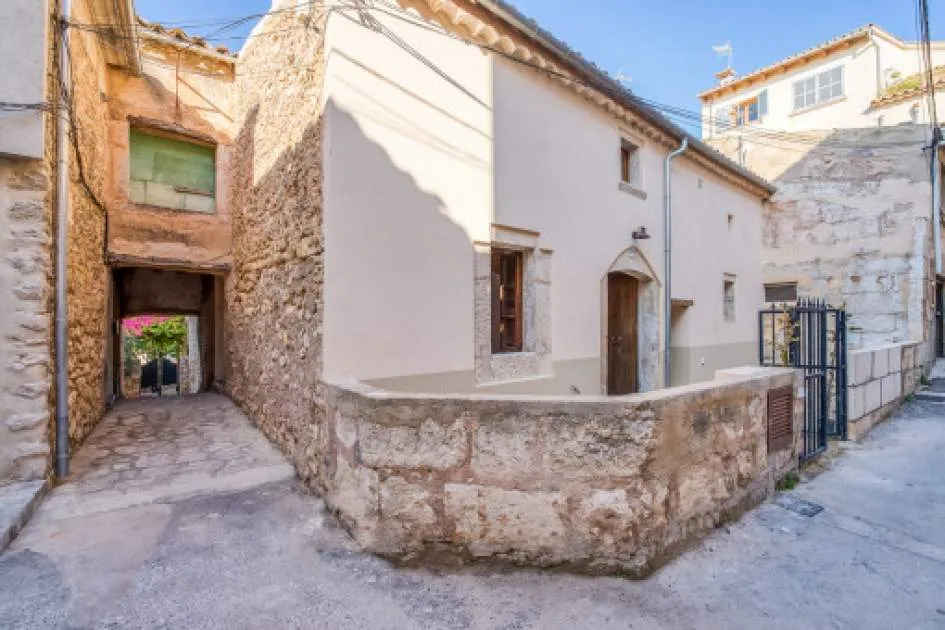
[0,158,53,483]
[711,127,934,349]
[224,4,327,482]
[0,0,57,484]
[64,1,112,447]
[847,340,933,441]
[320,368,800,576]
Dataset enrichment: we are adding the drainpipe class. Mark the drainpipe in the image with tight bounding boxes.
[663,136,688,388]
[55,0,72,478]
[933,130,942,275]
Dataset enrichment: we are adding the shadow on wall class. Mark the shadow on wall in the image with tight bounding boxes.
[224,91,490,486]
[715,125,933,349]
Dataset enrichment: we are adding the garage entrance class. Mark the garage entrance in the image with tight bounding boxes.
[108,267,224,401]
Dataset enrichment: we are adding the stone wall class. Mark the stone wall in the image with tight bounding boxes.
[710,126,935,349]
[318,367,800,576]
[847,340,933,441]
[65,0,112,446]
[0,0,57,484]
[224,4,327,482]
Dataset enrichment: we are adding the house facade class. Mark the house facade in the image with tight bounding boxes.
[700,24,945,137]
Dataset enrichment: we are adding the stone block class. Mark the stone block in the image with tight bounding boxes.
[359,418,467,470]
[864,379,882,415]
[4,413,46,432]
[902,344,916,371]
[378,476,440,545]
[903,366,918,396]
[881,373,902,406]
[472,416,539,481]
[871,348,888,380]
[444,484,567,560]
[848,385,866,421]
[542,414,655,479]
[329,457,378,536]
[888,345,902,374]
[848,350,872,386]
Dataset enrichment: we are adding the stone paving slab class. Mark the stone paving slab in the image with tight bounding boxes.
[42,393,294,521]
[0,480,48,552]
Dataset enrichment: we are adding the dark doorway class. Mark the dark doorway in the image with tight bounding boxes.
[607,272,639,395]
[937,282,944,358]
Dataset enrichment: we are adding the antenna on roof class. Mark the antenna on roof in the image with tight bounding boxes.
[712,42,733,69]
[712,42,735,84]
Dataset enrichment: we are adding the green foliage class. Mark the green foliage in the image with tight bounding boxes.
[776,471,800,491]
[137,316,187,359]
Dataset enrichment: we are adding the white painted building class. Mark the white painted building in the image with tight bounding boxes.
[700,25,945,138]
[241,0,776,395]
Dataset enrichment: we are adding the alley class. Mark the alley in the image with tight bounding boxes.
[0,393,942,629]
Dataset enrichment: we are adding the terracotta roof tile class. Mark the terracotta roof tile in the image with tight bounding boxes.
[136,16,236,58]
[871,65,945,108]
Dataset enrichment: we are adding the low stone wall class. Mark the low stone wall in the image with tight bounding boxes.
[847,340,932,441]
[319,367,800,577]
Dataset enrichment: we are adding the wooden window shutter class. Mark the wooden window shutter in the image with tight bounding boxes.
[491,251,501,353]
[758,89,768,117]
[767,385,794,452]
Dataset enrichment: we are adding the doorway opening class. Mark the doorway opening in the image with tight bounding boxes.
[607,272,639,395]
[937,281,944,358]
[109,267,224,401]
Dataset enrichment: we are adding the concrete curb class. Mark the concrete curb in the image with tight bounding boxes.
[0,478,51,553]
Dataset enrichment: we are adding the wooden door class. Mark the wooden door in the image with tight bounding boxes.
[937,282,944,358]
[607,273,639,395]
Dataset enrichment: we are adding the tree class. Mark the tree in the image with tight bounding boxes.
[136,316,187,360]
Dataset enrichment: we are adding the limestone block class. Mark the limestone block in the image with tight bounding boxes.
[871,349,888,380]
[329,457,378,534]
[378,476,440,544]
[4,413,46,432]
[903,366,918,396]
[444,484,567,560]
[847,385,865,422]
[542,414,655,479]
[902,344,916,371]
[881,373,902,406]
[864,379,882,415]
[472,416,539,481]
[916,343,929,368]
[888,345,902,374]
[359,418,467,470]
[848,350,872,387]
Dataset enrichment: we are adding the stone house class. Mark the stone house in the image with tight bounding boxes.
[698,25,942,436]
[1,0,814,575]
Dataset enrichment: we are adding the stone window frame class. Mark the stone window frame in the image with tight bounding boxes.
[474,225,552,385]
[618,128,647,200]
[723,273,736,322]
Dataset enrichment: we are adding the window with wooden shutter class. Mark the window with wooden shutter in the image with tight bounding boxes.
[491,249,524,353]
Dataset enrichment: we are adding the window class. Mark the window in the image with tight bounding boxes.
[491,249,524,353]
[793,66,843,111]
[731,89,767,128]
[619,138,641,187]
[129,128,216,212]
[764,282,798,303]
[723,278,736,322]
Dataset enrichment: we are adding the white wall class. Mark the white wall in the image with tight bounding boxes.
[323,6,766,392]
[702,35,945,136]
[0,0,47,159]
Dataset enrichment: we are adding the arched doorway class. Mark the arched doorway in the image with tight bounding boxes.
[603,247,661,394]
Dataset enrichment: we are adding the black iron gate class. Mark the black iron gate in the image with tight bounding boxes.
[759,299,847,461]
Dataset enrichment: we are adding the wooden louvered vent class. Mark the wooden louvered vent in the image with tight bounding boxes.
[767,386,794,452]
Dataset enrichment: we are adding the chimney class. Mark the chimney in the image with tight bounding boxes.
[715,67,736,86]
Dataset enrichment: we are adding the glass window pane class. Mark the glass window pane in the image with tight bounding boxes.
[748,100,759,121]
[794,94,805,110]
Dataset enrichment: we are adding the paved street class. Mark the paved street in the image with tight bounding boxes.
[2,393,945,629]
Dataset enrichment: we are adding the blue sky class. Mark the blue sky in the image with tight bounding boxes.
[135,0,942,131]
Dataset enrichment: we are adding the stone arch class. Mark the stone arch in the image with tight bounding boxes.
[601,246,662,393]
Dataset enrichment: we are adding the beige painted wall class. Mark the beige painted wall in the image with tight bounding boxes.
[322,6,765,394]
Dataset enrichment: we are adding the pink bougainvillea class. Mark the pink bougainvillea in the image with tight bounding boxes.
[122,315,170,337]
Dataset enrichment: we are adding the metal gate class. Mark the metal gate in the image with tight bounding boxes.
[759,299,847,461]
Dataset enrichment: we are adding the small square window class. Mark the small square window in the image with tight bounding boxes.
[619,139,641,187]
[491,248,524,353]
[129,128,216,212]
[723,279,736,322]
[764,282,798,303]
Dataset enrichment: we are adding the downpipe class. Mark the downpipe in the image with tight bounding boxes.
[55,0,72,478]
[663,136,688,388]
[933,129,942,276]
